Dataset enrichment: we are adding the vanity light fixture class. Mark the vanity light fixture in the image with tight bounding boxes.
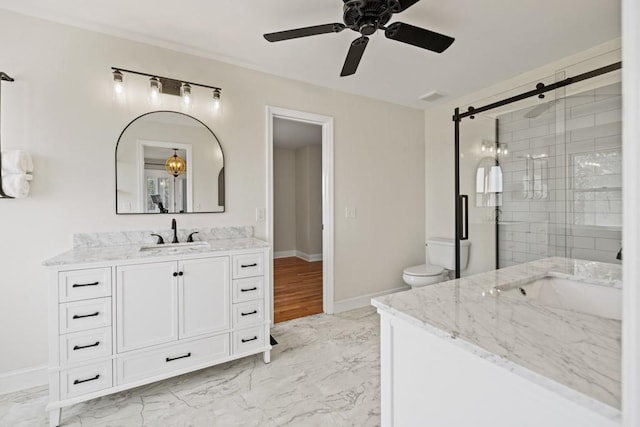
[110,67,222,114]
[112,70,124,95]
[181,83,192,106]
[165,149,186,177]
[480,141,508,156]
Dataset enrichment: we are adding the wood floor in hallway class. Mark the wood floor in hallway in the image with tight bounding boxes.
[274,257,323,323]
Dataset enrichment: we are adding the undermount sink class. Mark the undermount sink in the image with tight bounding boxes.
[494,274,622,321]
[138,241,211,252]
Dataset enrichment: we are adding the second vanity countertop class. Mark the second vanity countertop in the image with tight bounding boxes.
[43,237,269,267]
[372,257,622,420]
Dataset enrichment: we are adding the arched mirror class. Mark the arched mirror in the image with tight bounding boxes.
[116,111,225,214]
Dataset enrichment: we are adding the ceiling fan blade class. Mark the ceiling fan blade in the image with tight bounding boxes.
[340,36,369,77]
[264,23,345,42]
[391,0,422,12]
[385,22,454,53]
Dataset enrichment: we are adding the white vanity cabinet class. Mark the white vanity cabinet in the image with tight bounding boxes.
[46,244,270,427]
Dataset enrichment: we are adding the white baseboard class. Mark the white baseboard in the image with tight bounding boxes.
[274,250,297,259]
[0,365,47,395]
[273,250,323,262]
[296,251,323,262]
[333,286,409,314]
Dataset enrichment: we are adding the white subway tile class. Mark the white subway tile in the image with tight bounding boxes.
[595,238,622,251]
[513,124,550,141]
[595,134,621,150]
[566,115,596,131]
[596,108,622,126]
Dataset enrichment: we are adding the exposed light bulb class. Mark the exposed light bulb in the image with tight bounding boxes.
[149,77,162,105]
[181,83,192,107]
[112,70,124,95]
[212,88,221,113]
[481,143,486,152]
[502,144,508,156]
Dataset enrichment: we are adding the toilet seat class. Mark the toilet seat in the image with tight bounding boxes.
[403,264,444,277]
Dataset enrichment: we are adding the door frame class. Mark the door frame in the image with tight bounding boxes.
[136,139,193,213]
[266,106,335,316]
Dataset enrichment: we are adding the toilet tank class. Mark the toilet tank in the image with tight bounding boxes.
[427,238,470,271]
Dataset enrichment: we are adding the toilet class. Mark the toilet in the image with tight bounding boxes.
[402,238,470,288]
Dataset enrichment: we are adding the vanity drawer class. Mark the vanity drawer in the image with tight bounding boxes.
[60,360,113,399]
[60,298,111,334]
[232,326,265,355]
[60,327,112,366]
[59,268,111,303]
[116,334,230,386]
[232,253,264,279]
[232,277,264,303]
[232,300,264,328]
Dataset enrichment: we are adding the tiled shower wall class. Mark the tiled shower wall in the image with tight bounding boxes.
[497,82,622,266]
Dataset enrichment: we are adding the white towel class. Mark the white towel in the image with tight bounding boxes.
[1,150,33,174]
[1,174,32,198]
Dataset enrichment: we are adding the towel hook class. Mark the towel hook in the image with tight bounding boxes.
[0,72,15,199]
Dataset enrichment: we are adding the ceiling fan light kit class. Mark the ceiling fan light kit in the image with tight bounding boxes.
[263,0,455,77]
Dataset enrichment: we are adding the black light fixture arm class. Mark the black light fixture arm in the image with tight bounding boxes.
[111,67,221,92]
[0,72,15,199]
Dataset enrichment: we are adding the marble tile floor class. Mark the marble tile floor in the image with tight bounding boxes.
[0,307,380,427]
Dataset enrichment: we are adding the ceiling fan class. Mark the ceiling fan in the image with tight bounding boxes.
[263,0,455,77]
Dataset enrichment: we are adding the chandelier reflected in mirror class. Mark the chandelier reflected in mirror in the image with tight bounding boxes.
[165,149,186,177]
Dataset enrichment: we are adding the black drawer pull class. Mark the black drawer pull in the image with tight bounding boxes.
[241,263,257,268]
[73,341,100,351]
[241,336,258,343]
[72,311,100,319]
[72,281,99,288]
[166,352,192,362]
[240,287,258,293]
[241,310,258,316]
[173,272,178,277]
[73,374,100,385]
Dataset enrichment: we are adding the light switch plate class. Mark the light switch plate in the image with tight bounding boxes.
[345,207,357,219]
[256,207,265,222]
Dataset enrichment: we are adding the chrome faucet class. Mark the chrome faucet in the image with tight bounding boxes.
[171,218,179,244]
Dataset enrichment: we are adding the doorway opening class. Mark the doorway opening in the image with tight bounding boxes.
[266,107,334,323]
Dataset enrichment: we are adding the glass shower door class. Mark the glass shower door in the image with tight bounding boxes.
[455,74,561,278]
[454,56,622,278]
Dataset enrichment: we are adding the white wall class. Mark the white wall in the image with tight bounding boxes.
[274,144,323,259]
[273,148,296,253]
[295,144,322,258]
[425,39,621,267]
[0,10,425,377]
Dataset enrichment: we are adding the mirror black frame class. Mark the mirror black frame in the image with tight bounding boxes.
[115,110,225,215]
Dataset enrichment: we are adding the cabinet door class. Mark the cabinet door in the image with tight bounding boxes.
[116,262,178,353]
[178,257,230,339]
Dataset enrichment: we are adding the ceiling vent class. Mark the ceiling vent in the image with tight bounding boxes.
[419,90,444,102]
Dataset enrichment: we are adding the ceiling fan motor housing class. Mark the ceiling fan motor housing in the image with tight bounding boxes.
[343,0,393,35]
[264,0,454,76]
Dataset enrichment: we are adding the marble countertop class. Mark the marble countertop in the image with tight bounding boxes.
[43,237,269,267]
[372,257,622,420]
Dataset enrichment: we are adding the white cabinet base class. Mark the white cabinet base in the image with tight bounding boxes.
[378,312,619,427]
[47,246,271,427]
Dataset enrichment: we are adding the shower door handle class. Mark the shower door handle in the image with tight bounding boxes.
[459,195,469,241]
